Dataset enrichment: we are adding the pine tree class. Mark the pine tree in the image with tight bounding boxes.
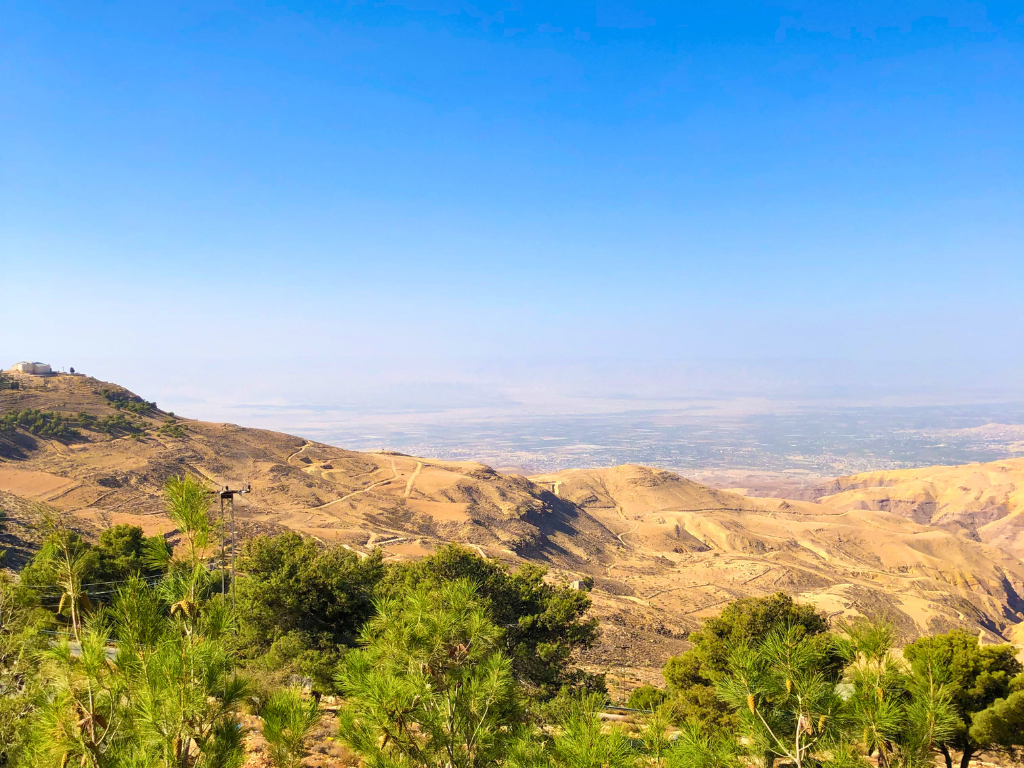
[336,579,523,768]
[714,626,849,768]
[260,687,322,768]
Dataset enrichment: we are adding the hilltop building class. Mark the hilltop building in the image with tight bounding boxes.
[9,361,52,375]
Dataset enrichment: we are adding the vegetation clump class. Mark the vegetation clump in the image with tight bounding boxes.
[904,629,1024,768]
[0,408,80,439]
[378,543,603,697]
[77,411,148,436]
[337,580,523,768]
[260,686,322,768]
[236,531,384,691]
[0,408,149,440]
[158,416,187,438]
[3,477,244,767]
[19,522,171,613]
[93,412,146,435]
[100,388,156,414]
[661,592,837,729]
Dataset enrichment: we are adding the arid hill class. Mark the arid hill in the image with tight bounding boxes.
[815,460,1024,558]
[4,371,1024,685]
[0,372,618,566]
[530,466,1024,645]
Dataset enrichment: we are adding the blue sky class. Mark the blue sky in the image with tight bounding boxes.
[2,2,1022,417]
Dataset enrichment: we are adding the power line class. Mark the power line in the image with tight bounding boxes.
[15,573,165,590]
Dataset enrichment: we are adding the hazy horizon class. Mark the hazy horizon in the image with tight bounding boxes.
[4,354,1023,478]
[3,2,1022,473]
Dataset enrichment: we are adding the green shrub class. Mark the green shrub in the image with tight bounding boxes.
[714,626,849,767]
[378,544,602,698]
[261,687,322,768]
[158,417,187,438]
[94,412,145,435]
[100,388,156,414]
[661,592,839,729]
[0,408,80,439]
[552,694,637,768]
[236,532,384,692]
[93,524,171,583]
[19,524,170,613]
[627,684,667,711]
[337,580,523,768]
[905,629,1024,766]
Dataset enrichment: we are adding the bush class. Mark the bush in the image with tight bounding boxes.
[661,593,838,728]
[627,685,668,711]
[661,681,736,730]
[93,524,171,583]
[0,572,48,766]
[158,417,187,438]
[100,388,156,414]
[0,408,80,439]
[19,524,169,613]
[337,580,523,768]
[904,629,1024,766]
[665,721,741,768]
[94,412,145,435]
[261,687,322,768]
[378,544,602,697]
[236,533,385,691]
[714,626,848,767]
[552,694,637,768]
[837,618,958,767]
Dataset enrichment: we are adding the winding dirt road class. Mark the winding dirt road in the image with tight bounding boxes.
[404,462,423,498]
[313,458,398,510]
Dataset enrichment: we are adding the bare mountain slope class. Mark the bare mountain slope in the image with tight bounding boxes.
[531,466,1024,646]
[5,372,1024,681]
[0,372,619,566]
[816,460,1024,558]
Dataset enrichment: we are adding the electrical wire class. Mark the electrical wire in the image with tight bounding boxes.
[15,573,166,591]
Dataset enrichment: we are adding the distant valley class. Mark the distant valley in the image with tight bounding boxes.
[224,398,1024,480]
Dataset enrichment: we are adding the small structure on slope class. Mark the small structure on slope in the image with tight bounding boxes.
[9,361,52,375]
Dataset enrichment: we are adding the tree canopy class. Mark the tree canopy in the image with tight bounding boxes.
[235,531,384,690]
[378,544,602,697]
[904,629,1024,768]
[337,579,523,768]
[661,592,839,728]
[18,523,169,612]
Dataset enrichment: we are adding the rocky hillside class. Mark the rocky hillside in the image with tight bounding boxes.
[0,372,620,567]
[815,460,1024,558]
[532,465,1024,646]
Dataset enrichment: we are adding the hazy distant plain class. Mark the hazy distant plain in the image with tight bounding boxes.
[228,400,1024,479]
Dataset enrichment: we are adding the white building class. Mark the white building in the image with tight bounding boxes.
[10,361,52,375]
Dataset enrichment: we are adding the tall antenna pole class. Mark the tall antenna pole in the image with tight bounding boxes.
[230,494,237,611]
[218,484,251,613]
[220,495,226,596]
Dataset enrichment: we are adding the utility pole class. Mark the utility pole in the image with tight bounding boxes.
[218,484,251,610]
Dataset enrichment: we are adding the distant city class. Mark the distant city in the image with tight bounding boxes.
[267,401,1024,479]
